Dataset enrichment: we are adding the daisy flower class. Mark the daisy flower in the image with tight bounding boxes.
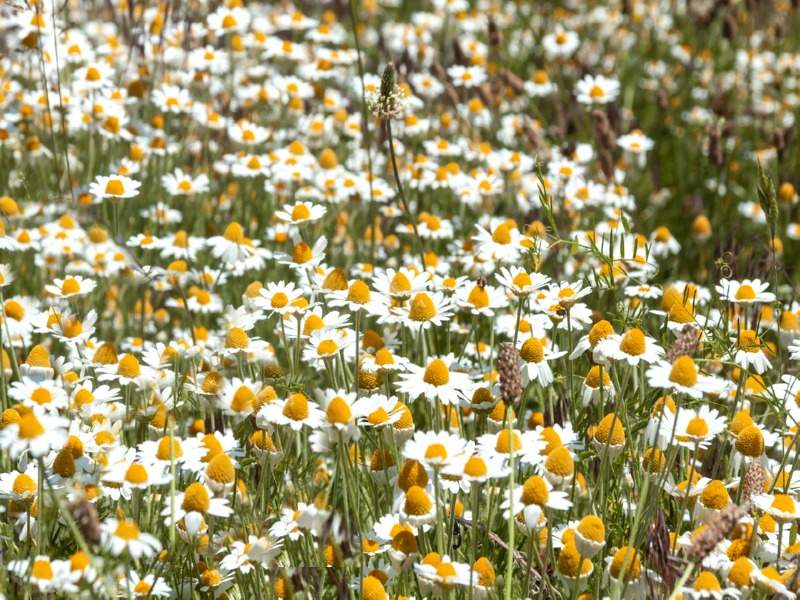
[716,278,776,305]
[574,74,621,105]
[731,329,772,374]
[254,281,305,317]
[596,328,665,365]
[303,328,353,365]
[162,482,233,526]
[101,518,162,558]
[274,201,327,225]
[454,282,508,316]
[88,174,141,200]
[403,429,468,471]
[661,405,727,449]
[517,337,565,386]
[161,169,210,196]
[395,354,475,406]
[45,275,97,298]
[646,356,723,399]
[495,266,551,297]
[257,392,325,431]
[0,411,69,458]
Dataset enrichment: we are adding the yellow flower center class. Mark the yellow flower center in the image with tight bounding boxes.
[346,280,371,304]
[317,340,339,356]
[558,541,593,577]
[182,482,211,513]
[735,284,756,300]
[496,429,523,454]
[223,222,245,244]
[693,571,722,592]
[467,286,490,308]
[200,433,223,463]
[225,327,250,349]
[588,320,614,347]
[512,272,533,288]
[491,223,512,244]
[595,414,625,446]
[404,485,432,515]
[544,446,574,477]
[116,354,141,379]
[206,453,235,483]
[585,365,610,389]
[125,463,149,485]
[30,387,52,405]
[736,425,764,457]
[326,397,352,424]
[156,436,183,460]
[12,473,37,496]
[32,558,54,580]
[668,356,698,387]
[18,413,45,439]
[230,387,255,413]
[61,278,81,295]
[283,393,310,421]
[423,359,450,386]
[104,180,125,195]
[577,516,605,542]
[390,272,412,295]
[700,480,729,510]
[52,447,76,477]
[114,519,141,540]
[409,293,437,321]
[686,417,709,438]
[4,300,24,321]
[620,329,646,355]
[609,547,642,582]
[424,443,448,460]
[291,204,311,220]
[521,475,549,506]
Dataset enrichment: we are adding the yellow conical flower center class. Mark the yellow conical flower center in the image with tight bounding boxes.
[317,340,338,355]
[735,285,756,300]
[464,456,487,478]
[544,446,574,477]
[669,301,695,324]
[117,354,141,378]
[230,387,255,413]
[225,327,250,349]
[423,359,450,386]
[201,372,223,394]
[390,272,412,295]
[577,516,605,542]
[467,286,490,308]
[700,480,729,510]
[496,429,522,454]
[302,315,325,336]
[424,443,448,460]
[12,473,37,496]
[521,475,549,506]
[669,355,698,387]
[736,425,764,457]
[104,180,125,195]
[585,365,610,389]
[512,272,533,288]
[685,417,709,438]
[93,342,118,365]
[492,223,512,244]
[206,453,235,483]
[322,268,348,290]
[738,329,760,352]
[772,494,795,513]
[404,485,432,515]
[391,530,418,554]
[125,463,148,484]
[397,459,429,491]
[53,447,76,477]
[30,387,52,405]
[375,348,395,366]
[362,575,386,600]
[114,520,141,540]
[595,414,625,446]
[1,409,20,428]
[32,558,54,580]
[292,242,313,264]
[588,320,614,347]
[367,407,389,426]
[223,222,245,244]
[18,413,45,439]
[693,571,722,592]
[409,293,437,321]
[610,547,641,581]
[620,329,646,355]
[249,429,276,451]
[200,434,223,463]
[326,397,352,424]
[4,300,24,321]
[283,393,309,421]
[346,280,370,304]
[558,541,592,577]
[291,204,311,220]
[182,482,211,513]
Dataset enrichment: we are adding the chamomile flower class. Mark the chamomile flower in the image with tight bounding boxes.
[575,74,621,105]
[395,354,475,406]
[88,175,141,200]
[717,279,776,305]
[45,276,97,298]
[102,518,162,558]
[646,356,723,399]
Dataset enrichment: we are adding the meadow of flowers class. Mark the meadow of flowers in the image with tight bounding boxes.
[1,0,800,598]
